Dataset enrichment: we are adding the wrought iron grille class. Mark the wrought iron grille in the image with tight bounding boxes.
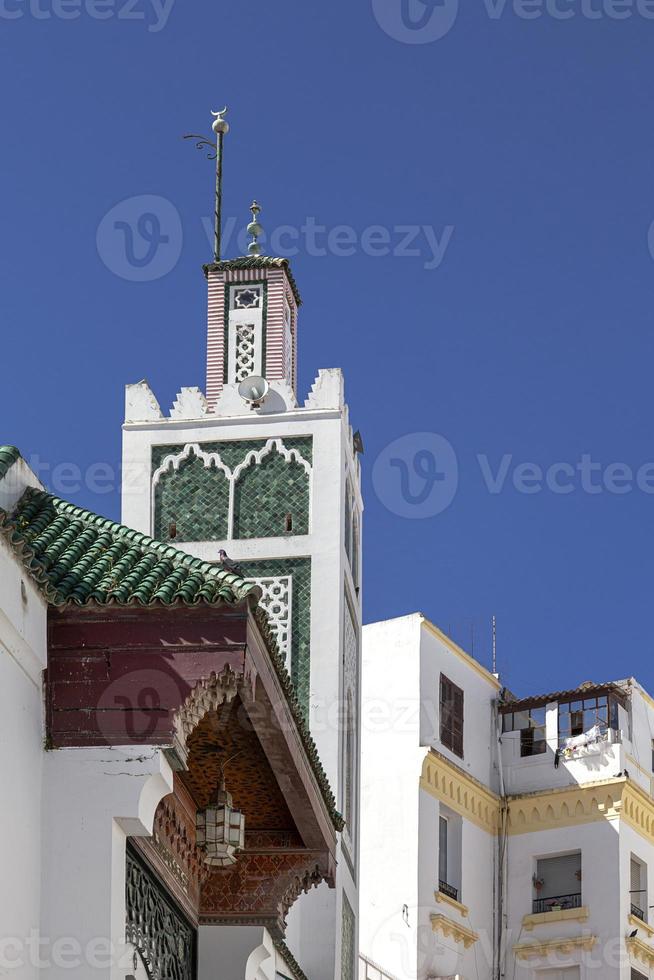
[438,880,459,902]
[126,845,196,980]
[631,903,646,921]
[532,892,582,915]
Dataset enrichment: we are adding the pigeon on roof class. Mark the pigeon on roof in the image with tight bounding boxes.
[218,549,245,577]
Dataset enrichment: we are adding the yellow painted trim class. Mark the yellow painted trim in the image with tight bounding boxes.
[522,907,589,931]
[430,913,478,948]
[627,936,654,968]
[421,755,654,846]
[434,890,469,918]
[507,778,624,835]
[419,616,501,690]
[420,750,500,835]
[621,779,654,845]
[629,914,654,939]
[513,935,597,960]
[635,683,654,713]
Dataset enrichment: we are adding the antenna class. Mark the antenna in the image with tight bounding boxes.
[492,615,498,676]
[184,107,230,262]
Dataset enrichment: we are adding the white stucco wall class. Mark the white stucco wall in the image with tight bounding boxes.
[417,620,500,789]
[39,746,172,980]
[359,615,423,977]
[360,615,498,980]
[506,820,621,978]
[0,533,47,980]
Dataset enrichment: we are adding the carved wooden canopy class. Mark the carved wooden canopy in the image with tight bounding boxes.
[46,602,338,935]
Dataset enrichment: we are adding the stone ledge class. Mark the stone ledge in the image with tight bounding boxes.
[430,913,478,948]
[522,906,589,931]
[513,935,597,961]
[434,889,469,918]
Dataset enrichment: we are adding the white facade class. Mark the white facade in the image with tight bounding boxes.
[0,459,47,980]
[360,612,654,980]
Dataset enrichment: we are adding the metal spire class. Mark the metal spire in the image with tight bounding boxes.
[184,107,230,262]
[492,615,498,676]
[247,200,263,257]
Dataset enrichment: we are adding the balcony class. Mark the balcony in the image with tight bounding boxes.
[631,903,646,921]
[439,879,458,902]
[532,892,582,914]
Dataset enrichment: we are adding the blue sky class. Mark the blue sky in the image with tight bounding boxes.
[2,0,654,697]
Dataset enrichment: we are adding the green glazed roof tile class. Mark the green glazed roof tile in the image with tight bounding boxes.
[0,445,21,482]
[0,487,261,609]
[0,484,344,831]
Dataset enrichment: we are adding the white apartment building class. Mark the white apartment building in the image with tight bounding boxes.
[360,612,654,980]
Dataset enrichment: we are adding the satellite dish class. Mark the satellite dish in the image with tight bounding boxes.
[238,375,269,406]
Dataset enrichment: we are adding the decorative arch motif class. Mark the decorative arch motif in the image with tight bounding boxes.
[233,440,311,539]
[172,666,239,766]
[151,438,312,543]
[152,444,231,542]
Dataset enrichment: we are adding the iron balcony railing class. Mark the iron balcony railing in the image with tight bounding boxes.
[631,903,646,921]
[439,880,458,902]
[532,892,582,915]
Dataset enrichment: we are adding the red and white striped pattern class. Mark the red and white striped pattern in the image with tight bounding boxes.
[206,267,298,408]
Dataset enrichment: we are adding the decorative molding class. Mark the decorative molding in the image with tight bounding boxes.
[420,755,639,842]
[513,935,597,960]
[125,380,163,422]
[621,779,654,843]
[250,576,293,670]
[420,750,500,835]
[172,666,239,766]
[629,914,654,939]
[169,387,208,420]
[304,368,344,410]
[627,935,654,968]
[507,778,623,835]
[434,890,469,918]
[522,906,589,931]
[430,913,478,948]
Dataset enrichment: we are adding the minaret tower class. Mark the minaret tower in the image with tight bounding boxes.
[121,109,362,980]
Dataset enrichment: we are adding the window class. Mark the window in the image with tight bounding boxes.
[438,806,461,901]
[438,816,448,885]
[440,674,464,758]
[502,707,547,756]
[227,284,264,384]
[558,694,618,746]
[632,970,647,980]
[631,856,648,922]
[533,852,581,915]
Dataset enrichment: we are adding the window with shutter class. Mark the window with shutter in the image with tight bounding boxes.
[439,674,464,758]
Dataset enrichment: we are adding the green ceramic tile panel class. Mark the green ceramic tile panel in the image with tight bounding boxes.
[237,556,311,716]
[154,452,230,543]
[152,438,312,543]
[233,447,309,539]
[341,895,355,980]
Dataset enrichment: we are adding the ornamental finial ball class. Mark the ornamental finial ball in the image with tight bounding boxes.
[211,107,229,136]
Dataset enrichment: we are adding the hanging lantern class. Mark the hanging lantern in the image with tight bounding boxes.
[196,775,245,868]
